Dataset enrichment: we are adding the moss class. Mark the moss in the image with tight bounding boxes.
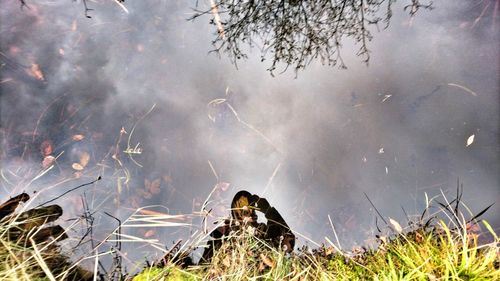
[133,267,197,281]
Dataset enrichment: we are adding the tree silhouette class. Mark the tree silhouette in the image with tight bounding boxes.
[192,0,433,75]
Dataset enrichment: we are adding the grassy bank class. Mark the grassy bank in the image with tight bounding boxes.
[0,191,498,280]
[133,218,499,281]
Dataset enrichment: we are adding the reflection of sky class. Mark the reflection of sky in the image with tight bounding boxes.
[1,0,498,271]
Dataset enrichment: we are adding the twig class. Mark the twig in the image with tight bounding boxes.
[104,211,124,280]
[364,192,388,225]
[35,176,101,207]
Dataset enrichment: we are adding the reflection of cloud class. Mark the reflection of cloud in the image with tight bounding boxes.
[0,0,498,268]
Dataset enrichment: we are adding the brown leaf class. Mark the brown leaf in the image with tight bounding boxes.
[144,229,156,238]
[260,253,275,269]
[42,155,55,169]
[29,64,44,81]
[72,163,84,171]
[415,231,424,243]
[72,134,85,141]
[40,140,53,157]
[325,246,335,256]
[79,151,90,168]
[146,178,161,194]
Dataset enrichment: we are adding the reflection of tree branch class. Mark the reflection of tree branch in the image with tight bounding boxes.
[192,0,432,75]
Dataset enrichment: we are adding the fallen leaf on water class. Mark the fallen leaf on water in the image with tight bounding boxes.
[72,134,85,141]
[72,163,84,171]
[42,155,55,169]
[145,178,161,195]
[29,64,44,81]
[40,140,53,157]
[466,134,475,147]
[144,229,156,238]
[79,151,90,167]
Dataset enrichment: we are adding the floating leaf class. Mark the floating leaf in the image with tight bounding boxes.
[40,140,53,157]
[72,163,84,171]
[72,134,85,141]
[79,151,90,168]
[466,134,475,147]
[42,156,55,169]
[29,64,44,81]
[144,229,156,238]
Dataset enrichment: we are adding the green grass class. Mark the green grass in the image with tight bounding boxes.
[133,220,499,281]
